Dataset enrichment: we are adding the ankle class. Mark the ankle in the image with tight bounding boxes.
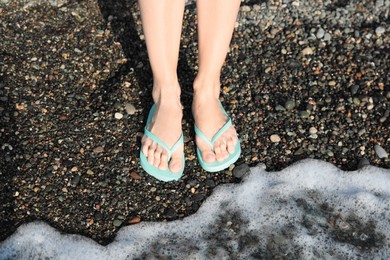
[193,76,221,99]
[152,81,181,105]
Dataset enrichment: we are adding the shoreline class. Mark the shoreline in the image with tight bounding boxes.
[0,0,389,245]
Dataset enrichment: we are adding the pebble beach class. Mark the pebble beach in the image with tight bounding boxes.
[0,0,389,250]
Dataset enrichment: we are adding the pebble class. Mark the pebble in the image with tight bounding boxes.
[275,105,286,111]
[316,28,325,39]
[323,33,331,41]
[270,134,281,143]
[114,112,123,119]
[285,100,296,110]
[328,81,336,87]
[124,103,136,115]
[113,220,122,227]
[374,145,388,159]
[358,158,370,169]
[375,26,385,35]
[86,169,94,175]
[302,47,313,55]
[128,217,141,224]
[309,127,318,134]
[71,175,80,185]
[300,111,310,119]
[93,146,104,153]
[233,163,250,179]
[130,172,141,180]
[350,85,359,95]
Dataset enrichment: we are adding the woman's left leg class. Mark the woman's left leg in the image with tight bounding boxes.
[193,0,241,164]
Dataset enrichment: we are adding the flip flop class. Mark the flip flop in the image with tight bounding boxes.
[194,101,241,172]
[140,104,184,182]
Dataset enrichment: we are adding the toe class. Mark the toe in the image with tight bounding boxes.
[153,145,163,168]
[142,137,152,156]
[227,136,235,154]
[220,140,229,160]
[202,149,216,163]
[169,156,182,173]
[214,141,225,162]
[147,142,157,164]
[159,151,169,170]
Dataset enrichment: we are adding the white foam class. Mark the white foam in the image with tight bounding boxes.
[1,159,389,259]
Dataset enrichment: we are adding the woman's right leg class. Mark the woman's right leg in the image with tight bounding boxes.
[138,0,185,173]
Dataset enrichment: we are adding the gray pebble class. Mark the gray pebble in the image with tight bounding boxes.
[124,103,136,115]
[233,163,250,178]
[323,33,332,41]
[374,145,388,158]
[358,158,370,169]
[316,28,325,39]
[375,26,385,35]
[113,220,122,227]
[285,100,296,111]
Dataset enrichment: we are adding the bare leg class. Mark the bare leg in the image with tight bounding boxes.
[138,0,185,173]
[193,0,241,163]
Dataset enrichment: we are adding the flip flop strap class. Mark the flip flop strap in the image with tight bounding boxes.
[194,118,232,150]
[144,128,184,158]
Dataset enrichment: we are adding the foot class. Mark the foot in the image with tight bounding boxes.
[192,86,239,163]
[141,83,183,173]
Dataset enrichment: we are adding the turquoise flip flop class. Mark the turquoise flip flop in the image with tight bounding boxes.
[194,101,241,172]
[140,104,184,182]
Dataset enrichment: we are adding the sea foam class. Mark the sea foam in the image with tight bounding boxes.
[1,159,389,259]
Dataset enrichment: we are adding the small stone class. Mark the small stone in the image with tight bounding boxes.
[93,146,104,153]
[285,100,296,110]
[72,175,80,185]
[192,193,205,202]
[150,187,157,192]
[328,81,336,86]
[351,85,359,95]
[128,217,141,224]
[130,172,141,180]
[275,105,286,111]
[114,112,123,119]
[300,111,310,119]
[302,47,313,56]
[375,26,385,35]
[241,5,251,12]
[294,147,304,155]
[309,127,318,134]
[358,158,370,169]
[113,220,122,227]
[165,208,177,219]
[71,166,78,172]
[323,33,331,41]
[205,179,215,187]
[155,196,161,201]
[374,145,388,158]
[316,28,325,39]
[87,169,94,175]
[233,163,250,178]
[270,134,281,143]
[353,97,361,106]
[124,103,136,115]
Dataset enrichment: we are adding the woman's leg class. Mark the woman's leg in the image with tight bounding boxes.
[193,0,241,163]
[138,0,185,173]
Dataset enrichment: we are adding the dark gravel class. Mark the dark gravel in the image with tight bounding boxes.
[0,0,389,245]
